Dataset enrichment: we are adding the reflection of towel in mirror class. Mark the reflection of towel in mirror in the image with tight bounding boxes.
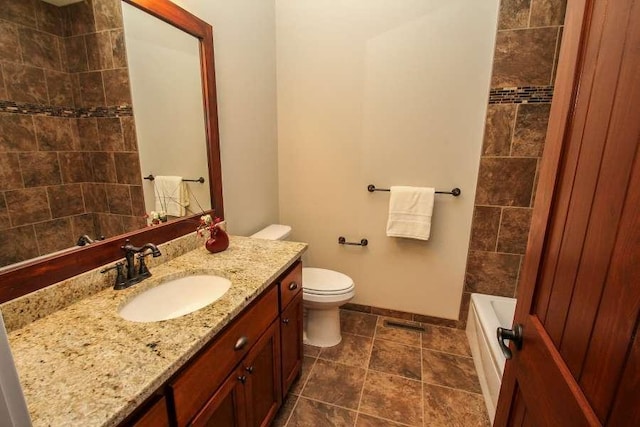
[386,186,435,240]
[154,176,189,217]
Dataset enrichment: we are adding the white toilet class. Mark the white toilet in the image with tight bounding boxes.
[250,224,355,347]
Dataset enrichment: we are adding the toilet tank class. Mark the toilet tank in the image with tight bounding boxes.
[250,224,292,240]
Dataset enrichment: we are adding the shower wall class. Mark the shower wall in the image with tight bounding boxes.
[460,0,567,325]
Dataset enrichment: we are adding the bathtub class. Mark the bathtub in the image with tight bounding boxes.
[466,293,517,423]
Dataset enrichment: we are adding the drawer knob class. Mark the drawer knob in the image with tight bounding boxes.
[288,282,298,291]
[234,336,249,351]
[282,318,290,325]
[245,365,254,374]
[238,375,247,384]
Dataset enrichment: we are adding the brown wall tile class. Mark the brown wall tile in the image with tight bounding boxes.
[482,104,516,156]
[65,0,96,36]
[97,118,123,151]
[90,151,117,183]
[110,29,127,68]
[512,104,551,157]
[492,28,558,88]
[129,185,146,216]
[0,225,39,267]
[122,215,146,233]
[0,153,22,191]
[498,0,531,30]
[121,116,138,151]
[85,32,114,71]
[35,0,66,37]
[465,251,521,297]
[6,187,51,225]
[59,152,93,183]
[34,217,74,254]
[0,66,6,100]
[0,114,37,151]
[4,63,48,104]
[65,35,88,73]
[105,183,131,215]
[76,118,101,151]
[0,194,9,230]
[102,68,131,105]
[114,152,141,184]
[0,0,37,28]
[19,152,62,187]
[497,207,532,254]
[475,158,537,207]
[530,0,567,27]
[0,21,22,62]
[70,213,97,240]
[94,0,123,32]
[82,183,108,212]
[78,71,105,107]
[47,184,84,218]
[45,70,74,107]
[94,212,123,238]
[469,206,501,251]
[34,116,77,151]
[18,27,62,71]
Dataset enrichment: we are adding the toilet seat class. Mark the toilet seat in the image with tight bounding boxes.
[302,268,354,295]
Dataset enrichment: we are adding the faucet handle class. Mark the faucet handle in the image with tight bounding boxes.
[137,253,152,279]
[100,262,127,289]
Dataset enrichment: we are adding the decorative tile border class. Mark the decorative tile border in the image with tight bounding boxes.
[0,101,133,118]
[342,302,461,329]
[489,86,554,104]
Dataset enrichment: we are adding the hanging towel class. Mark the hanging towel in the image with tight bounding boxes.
[154,176,189,217]
[386,186,435,240]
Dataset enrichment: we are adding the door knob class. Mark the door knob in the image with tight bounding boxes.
[497,324,523,360]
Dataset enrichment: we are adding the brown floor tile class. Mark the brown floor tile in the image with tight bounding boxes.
[422,350,481,393]
[303,344,321,357]
[369,339,421,380]
[319,333,372,368]
[421,325,471,356]
[288,397,357,427]
[340,310,377,337]
[291,356,316,395]
[423,383,490,427]
[359,371,422,426]
[375,317,422,347]
[356,413,409,427]
[273,391,298,427]
[302,359,366,410]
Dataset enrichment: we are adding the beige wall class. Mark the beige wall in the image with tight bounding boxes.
[277,0,499,319]
[173,0,280,235]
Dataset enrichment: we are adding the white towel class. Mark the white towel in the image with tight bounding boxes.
[154,176,189,217]
[386,186,435,240]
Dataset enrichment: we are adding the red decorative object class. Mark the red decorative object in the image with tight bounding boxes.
[205,225,229,253]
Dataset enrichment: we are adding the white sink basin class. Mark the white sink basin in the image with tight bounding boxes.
[119,275,231,322]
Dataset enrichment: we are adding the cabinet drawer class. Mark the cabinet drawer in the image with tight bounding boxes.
[279,262,302,310]
[171,285,278,427]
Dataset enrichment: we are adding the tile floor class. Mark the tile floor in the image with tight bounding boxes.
[272,310,490,427]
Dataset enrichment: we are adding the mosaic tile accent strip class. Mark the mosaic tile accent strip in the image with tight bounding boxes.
[0,100,133,118]
[489,86,554,104]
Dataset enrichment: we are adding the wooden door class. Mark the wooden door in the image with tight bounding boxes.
[243,320,282,427]
[494,0,640,425]
[280,291,303,396]
[190,367,246,427]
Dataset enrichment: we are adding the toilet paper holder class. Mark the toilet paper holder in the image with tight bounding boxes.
[338,236,368,246]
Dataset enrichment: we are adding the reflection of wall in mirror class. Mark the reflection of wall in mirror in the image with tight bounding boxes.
[122,3,212,218]
[0,0,146,268]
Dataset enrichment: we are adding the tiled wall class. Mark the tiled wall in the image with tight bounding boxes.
[460,0,567,323]
[0,0,145,267]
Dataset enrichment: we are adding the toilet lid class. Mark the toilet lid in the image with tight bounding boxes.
[302,268,354,295]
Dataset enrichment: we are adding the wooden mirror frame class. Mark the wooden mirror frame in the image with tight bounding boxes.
[0,0,223,303]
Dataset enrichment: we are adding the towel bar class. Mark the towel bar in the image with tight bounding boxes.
[367,184,460,196]
[144,174,205,184]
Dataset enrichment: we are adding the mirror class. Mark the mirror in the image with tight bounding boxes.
[0,0,223,302]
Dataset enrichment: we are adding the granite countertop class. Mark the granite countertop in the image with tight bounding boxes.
[6,236,307,427]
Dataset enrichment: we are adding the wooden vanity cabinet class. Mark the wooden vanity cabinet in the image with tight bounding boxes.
[129,396,170,427]
[278,262,303,397]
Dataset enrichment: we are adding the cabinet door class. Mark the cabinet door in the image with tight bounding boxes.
[280,291,303,396]
[131,396,169,427]
[190,367,247,427]
[243,321,282,427]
